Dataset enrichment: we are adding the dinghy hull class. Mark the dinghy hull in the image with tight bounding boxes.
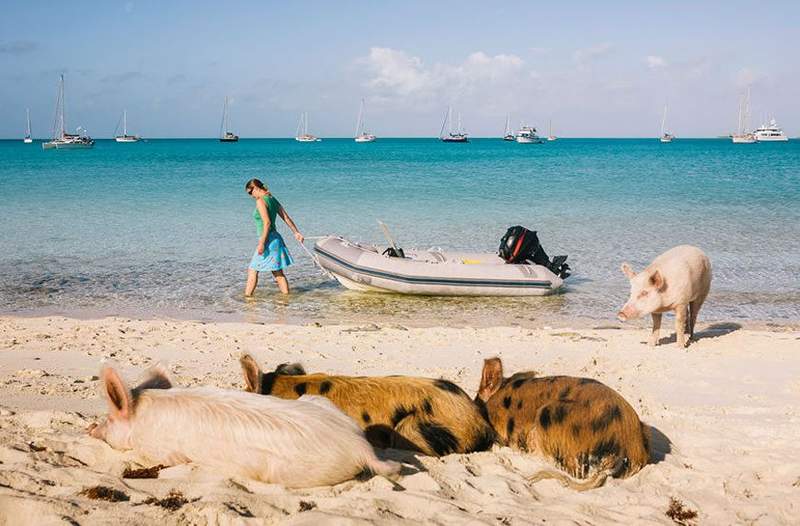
[314,236,564,296]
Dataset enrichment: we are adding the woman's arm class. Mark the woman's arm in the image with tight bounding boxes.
[277,202,304,243]
[256,198,271,254]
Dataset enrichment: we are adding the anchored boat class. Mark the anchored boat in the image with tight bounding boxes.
[313,235,568,297]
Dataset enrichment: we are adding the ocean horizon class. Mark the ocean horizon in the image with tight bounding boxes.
[2,137,798,327]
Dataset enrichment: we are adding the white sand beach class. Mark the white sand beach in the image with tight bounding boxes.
[1,315,799,525]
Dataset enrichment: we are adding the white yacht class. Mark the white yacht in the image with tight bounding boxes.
[23,108,33,143]
[354,99,376,142]
[219,97,239,142]
[42,75,94,149]
[295,112,321,142]
[732,88,756,144]
[114,109,140,142]
[515,125,543,144]
[753,118,789,142]
[659,105,674,143]
[439,106,469,142]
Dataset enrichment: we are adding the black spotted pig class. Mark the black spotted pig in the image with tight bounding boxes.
[88,364,400,488]
[476,358,650,491]
[618,245,712,347]
[240,354,496,456]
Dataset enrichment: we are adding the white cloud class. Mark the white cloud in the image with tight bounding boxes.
[646,55,667,70]
[572,43,613,64]
[735,67,765,88]
[362,48,431,96]
[360,47,526,107]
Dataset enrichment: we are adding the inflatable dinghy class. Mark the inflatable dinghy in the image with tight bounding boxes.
[313,236,566,296]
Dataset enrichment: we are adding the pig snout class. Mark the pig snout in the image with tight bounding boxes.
[618,303,638,321]
[87,422,102,438]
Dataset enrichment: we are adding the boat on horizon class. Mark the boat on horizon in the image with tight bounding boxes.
[439,106,469,142]
[42,74,94,150]
[659,105,674,143]
[295,112,321,142]
[732,88,756,144]
[354,99,376,142]
[515,124,543,144]
[753,117,789,142]
[219,97,239,142]
[502,114,515,141]
[23,108,32,143]
[114,109,140,143]
[547,119,557,141]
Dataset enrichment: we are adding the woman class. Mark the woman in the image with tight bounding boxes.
[244,178,304,296]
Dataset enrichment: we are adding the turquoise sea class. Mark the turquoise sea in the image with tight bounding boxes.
[1,138,798,327]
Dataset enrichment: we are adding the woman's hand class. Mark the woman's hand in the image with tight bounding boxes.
[294,232,305,244]
[257,241,265,255]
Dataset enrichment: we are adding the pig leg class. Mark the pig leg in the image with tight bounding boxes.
[674,305,688,347]
[649,313,662,346]
[688,293,708,341]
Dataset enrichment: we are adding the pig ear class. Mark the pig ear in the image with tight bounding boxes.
[134,363,173,393]
[477,358,504,402]
[240,354,262,393]
[101,367,132,419]
[649,270,666,291]
[620,262,636,279]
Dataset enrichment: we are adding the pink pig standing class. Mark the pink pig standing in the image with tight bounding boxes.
[88,365,400,488]
[617,245,711,347]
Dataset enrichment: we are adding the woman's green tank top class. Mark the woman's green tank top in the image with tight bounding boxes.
[253,195,279,236]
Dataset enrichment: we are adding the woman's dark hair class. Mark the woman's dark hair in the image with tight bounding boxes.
[245,178,268,193]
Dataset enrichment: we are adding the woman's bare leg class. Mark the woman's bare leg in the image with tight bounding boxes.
[245,269,259,297]
[272,270,290,294]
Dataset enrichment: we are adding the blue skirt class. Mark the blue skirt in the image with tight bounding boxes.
[248,231,294,272]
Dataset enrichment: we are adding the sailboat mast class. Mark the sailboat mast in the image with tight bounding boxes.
[59,74,66,139]
[661,105,667,136]
[448,106,453,135]
[123,109,127,136]
[356,99,364,136]
[26,108,31,137]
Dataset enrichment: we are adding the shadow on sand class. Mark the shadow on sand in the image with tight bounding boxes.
[693,322,743,341]
[656,321,742,345]
[648,425,673,464]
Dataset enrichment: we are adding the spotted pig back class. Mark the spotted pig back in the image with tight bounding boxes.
[486,373,650,479]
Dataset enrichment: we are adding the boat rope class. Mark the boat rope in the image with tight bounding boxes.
[298,239,335,280]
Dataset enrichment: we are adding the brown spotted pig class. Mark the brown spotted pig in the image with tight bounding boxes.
[240,354,495,457]
[476,357,650,490]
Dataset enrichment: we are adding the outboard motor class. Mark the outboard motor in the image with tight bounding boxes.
[499,226,571,278]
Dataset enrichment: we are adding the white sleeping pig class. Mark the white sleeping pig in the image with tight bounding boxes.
[618,245,711,347]
[88,365,400,488]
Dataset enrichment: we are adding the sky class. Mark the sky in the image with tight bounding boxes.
[1,1,798,138]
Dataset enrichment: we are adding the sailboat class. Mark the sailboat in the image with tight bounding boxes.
[732,87,756,144]
[440,106,469,142]
[219,97,239,142]
[42,74,94,149]
[502,114,515,141]
[659,105,674,143]
[295,112,321,142]
[547,119,558,141]
[354,99,376,142]
[114,109,140,142]
[23,109,33,143]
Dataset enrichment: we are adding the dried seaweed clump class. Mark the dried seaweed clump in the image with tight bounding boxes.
[122,464,166,479]
[80,486,130,502]
[666,497,698,525]
[143,490,190,511]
